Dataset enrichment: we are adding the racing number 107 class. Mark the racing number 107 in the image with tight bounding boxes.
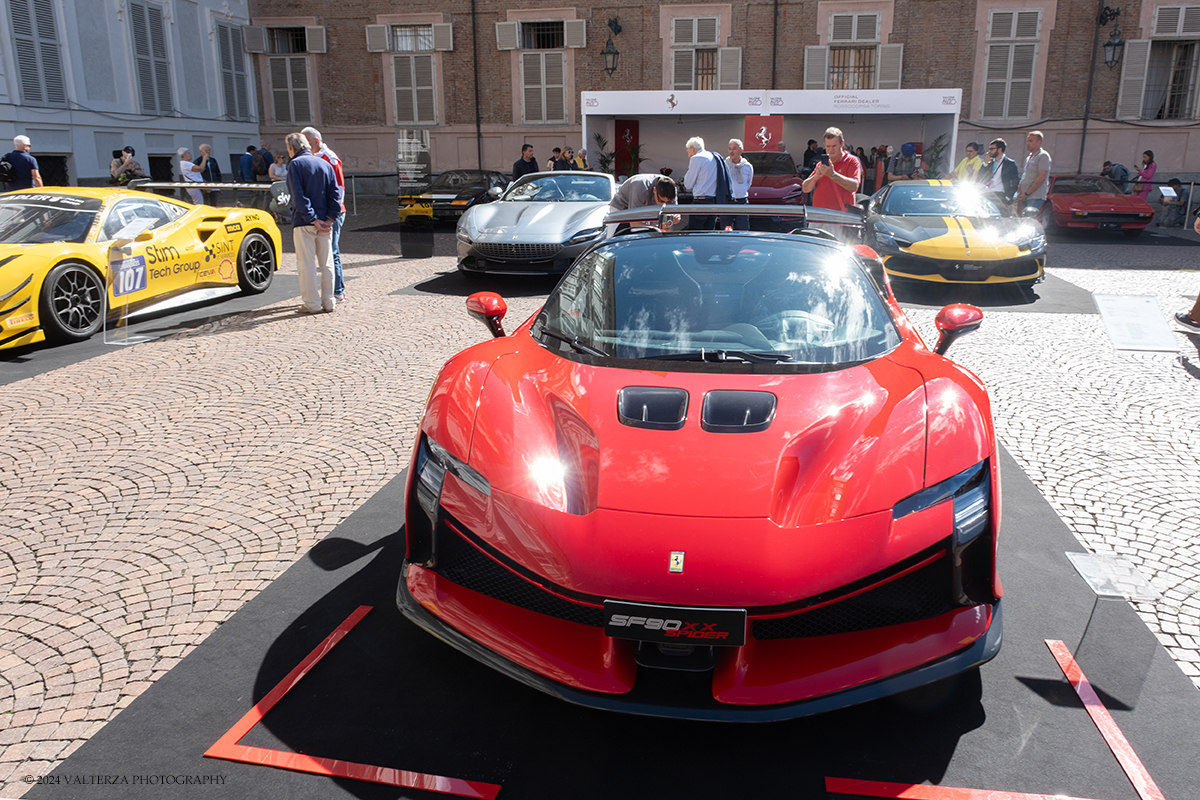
[113,257,147,297]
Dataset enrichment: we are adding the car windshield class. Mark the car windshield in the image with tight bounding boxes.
[880,184,1011,218]
[504,174,612,203]
[432,171,495,190]
[536,235,900,367]
[1051,176,1122,194]
[0,196,102,244]
[744,152,798,176]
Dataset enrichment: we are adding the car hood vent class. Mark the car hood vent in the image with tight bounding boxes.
[617,387,688,430]
[701,390,776,433]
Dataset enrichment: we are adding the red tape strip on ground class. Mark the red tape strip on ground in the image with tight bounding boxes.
[827,639,1169,800]
[1046,638,1167,800]
[204,605,501,800]
[824,777,1098,799]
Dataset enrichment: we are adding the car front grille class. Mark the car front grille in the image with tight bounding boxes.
[435,514,955,639]
[434,517,606,627]
[751,554,953,640]
[885,254,1041,281]
[474,242,563,261]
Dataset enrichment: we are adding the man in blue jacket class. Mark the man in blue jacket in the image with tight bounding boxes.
[285,132,342,314]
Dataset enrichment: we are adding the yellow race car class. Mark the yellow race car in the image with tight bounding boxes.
[0,187,282,350]
[862,180,1045,287]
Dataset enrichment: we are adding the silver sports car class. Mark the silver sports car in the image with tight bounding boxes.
[456,171,616,275]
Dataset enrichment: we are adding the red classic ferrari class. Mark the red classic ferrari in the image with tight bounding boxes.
[1042,174,1154,237]
[398,211,1002,720]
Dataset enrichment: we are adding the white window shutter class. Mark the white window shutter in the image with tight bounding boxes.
[290,56,312,122]
[696,17,719,45]
[982,44,1010,117]
[269,56,291,123]
[415,54,436,123]
[805,46,828,90]
[242,25,266,53]
[544,52,565,122]
[496,21,519,50]
[673,49,695,91]
[1008,44,1036,116]
[717,47,741,90]
[673,18,695,46]
[877,44,902,89]
[1117,40,1151,119]
[1155,6,1183,35]
[1183,7,1200,34]
[855,14,878,43]
[1014,11,1040,38]
[433,23,454,51]
[366,25,389,53]
[989,11,1014,39]
[394,55,414,122]
[522,51,543,122]
[831,14,854,42]
[564,19,586,48]
[305,26,326,54]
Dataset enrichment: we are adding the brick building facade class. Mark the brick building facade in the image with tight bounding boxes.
[247,0,1200,181]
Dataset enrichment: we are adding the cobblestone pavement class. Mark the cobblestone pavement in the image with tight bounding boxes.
[1,205,1198,795]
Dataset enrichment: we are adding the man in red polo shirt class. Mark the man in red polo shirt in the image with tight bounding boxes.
[801,126,861,212]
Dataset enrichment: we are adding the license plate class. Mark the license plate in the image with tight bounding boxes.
[603,600,747,646]
[1100,221,1121,229]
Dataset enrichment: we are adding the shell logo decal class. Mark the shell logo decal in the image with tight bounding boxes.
[219,258,236,281]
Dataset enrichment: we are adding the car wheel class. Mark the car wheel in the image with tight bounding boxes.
[40,262,106,342]
[237,232,275,293]
[1124,228,1144,238]
[1040,210,1058,235]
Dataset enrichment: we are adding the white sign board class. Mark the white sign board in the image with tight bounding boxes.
[1092,294,1179,352]
[1066,552,1160,600]
[111,216,157,242]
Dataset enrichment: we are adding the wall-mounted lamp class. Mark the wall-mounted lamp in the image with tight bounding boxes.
[1099,7,1123,68]
[602,18,621,76]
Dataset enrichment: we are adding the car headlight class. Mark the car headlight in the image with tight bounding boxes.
[874,230,912,251]
[456,226,473,244]
[415,435,490,521]
[1003,223,1044,252]
[893,459,995,607]
[565,227,604,245]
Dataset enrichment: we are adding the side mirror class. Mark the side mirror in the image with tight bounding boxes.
[134,231,154,242]
[487,186,503,199]
[466,291,508,338]
[1021,205,1040,218]
[934,304,983,355]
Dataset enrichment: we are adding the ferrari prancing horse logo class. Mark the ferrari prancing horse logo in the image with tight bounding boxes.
[669,551,685,573]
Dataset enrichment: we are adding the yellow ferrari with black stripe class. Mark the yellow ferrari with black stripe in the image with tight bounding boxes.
[0,187,281,350]
[863,180,1045,287]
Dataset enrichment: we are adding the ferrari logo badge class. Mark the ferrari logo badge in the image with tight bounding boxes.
[669,551,685,573]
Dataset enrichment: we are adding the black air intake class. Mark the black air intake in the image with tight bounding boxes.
[701,391,776,433]
[617,387,689,430]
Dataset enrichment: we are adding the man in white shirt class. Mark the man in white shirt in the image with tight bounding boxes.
[724,138,753,231]
[683,136,719,230]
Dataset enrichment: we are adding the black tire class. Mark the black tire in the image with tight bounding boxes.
[1124,228,1144,238]
[237,231,275,294]
[39,262,106,342]
[1040,210,1058,236]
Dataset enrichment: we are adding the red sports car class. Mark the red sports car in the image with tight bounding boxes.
[744,151,805,206]
[398,211,1002,720]
[1042,174,1154,237]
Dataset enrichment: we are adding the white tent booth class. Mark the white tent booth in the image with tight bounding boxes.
[580,88,962,188]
